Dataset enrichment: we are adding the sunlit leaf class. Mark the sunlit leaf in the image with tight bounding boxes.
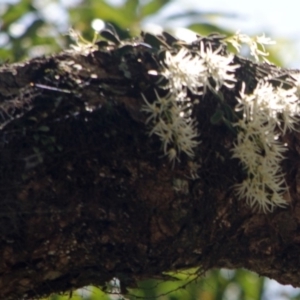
[141,0,171,17]
[166,10,237,21]
[123,0,139,20]
[188,22,231,36]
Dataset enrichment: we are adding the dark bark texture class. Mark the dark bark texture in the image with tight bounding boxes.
[1,32,300,299]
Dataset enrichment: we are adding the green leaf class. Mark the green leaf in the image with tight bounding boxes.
[115,44,135,56]
[143,32,170,49]
[100,28,121,44]
[222,103,238,121]
[37,125,50,132]
[1,0,34,31]
[141,0,171,17]
[0,49,13,63]
[85,1,133,29]
[123,0,139,20]
[167,10,237,21]
[222,118,236,134]
[210,109,224,124]
[189,22,232,36]
[162,31,179,46]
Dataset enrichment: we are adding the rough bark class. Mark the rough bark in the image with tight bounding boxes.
[0,33,300,299]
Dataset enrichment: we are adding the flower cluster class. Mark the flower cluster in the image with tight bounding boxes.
[291,73,300,99]
[162,44,239,95]
[232,82,300,212]
[198,43,239,92]
[143,43,239,163]
[142,90,199,163]
[226,32,276,62]
[68,28,98,55]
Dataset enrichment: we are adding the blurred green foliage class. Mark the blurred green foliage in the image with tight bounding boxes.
[0,0,283,64]
[0,0,298,299]
[42,269,265,300]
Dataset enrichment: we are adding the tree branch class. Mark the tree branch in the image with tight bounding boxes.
[0,32,300,299]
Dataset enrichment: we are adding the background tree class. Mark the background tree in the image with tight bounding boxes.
[1,1,300,300]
